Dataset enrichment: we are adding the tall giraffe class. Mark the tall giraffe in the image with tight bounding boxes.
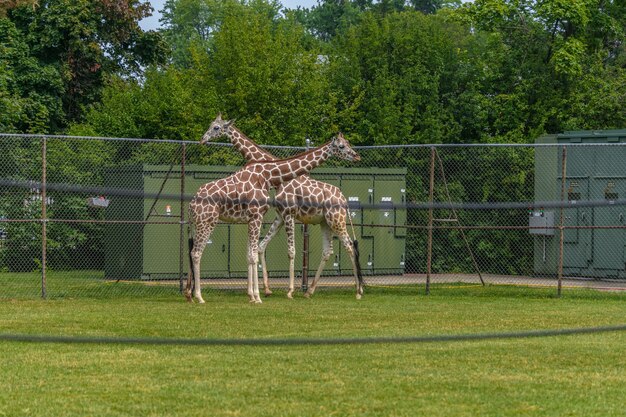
[200,114,364,299]
[188,129,360,304]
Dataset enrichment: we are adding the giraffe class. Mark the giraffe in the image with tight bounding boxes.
[200,114,365,300]
[187,129,360,304]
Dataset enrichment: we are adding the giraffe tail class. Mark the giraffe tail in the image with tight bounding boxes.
[352,239,365,288]
[347,206,365,289]
[185,236,194,302]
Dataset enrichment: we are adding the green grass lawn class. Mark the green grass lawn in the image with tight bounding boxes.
[1,287,626,417]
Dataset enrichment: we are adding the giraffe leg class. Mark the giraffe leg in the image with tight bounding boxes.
[187,213,217,304]
[284,214,296,299]
[248,216,263,304]
[253,258,262,304]
[338,231,363,300]
[305,222,333,298]
[184,270,193,302]
[247,264,257,303]
[259,216,284,297]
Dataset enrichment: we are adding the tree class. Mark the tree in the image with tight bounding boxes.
[326,11,463,145]
[295,0,364,42]
[455,0,626,134]
[2,0,168,132]
[0,0,37,17]
[160,0,227,67]
[0,18,64,133]
[208,2,332,145]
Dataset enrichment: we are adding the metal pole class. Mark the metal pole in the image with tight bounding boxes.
[41,137,47,299]
[301,137,311,292]
[179,143,186,294]
[557,146,567,297]
[425,147,435,295]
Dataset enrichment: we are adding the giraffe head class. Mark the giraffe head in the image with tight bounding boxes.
[330,133,360,162]
[200,113,235,144]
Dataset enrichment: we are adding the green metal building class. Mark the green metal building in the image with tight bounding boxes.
[104,165,407,281]
[533,130,626,278]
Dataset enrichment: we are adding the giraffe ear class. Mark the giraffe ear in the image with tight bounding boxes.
[225,119,236,128]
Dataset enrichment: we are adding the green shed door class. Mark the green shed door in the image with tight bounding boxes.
[562,178,592,270]
[104,223,143,280]
[198,224,230,278]
[591,144,626,274]
[340,175,374,237]
[336,175,373,275]
[143,172,183,277]
[373,178,406,274]
[228,224,249,278]
[104,167,143,280]
[592,179,625,272]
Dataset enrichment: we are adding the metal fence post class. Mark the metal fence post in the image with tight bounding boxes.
[557,146,567,297]
[179,143,186,294]
[41,136,47,299]
[425,146,435,295]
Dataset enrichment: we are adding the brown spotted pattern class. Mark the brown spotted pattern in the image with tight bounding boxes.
[200,115,364,299]
[187,123,360,304]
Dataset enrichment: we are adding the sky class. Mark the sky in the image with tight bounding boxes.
[139,0,319,31]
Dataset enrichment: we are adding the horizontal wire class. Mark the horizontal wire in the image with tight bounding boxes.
[4,133,626,149]
[2,177,626,211]
[1,324,625,347]
[3,218,626,232]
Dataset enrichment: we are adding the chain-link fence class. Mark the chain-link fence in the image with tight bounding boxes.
[2,132,626,299]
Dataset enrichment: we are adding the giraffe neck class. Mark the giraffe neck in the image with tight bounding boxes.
[265,142,333,186]
[226,126,277,162]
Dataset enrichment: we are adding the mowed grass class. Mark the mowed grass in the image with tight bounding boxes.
[1,286,626,417]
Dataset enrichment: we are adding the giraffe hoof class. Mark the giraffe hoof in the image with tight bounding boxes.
[303,291,312,299]
[264,290,273,297]
[356,293,362,300]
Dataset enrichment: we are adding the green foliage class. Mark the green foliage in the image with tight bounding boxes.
[160,0,227,67]
[1,0,168,133]
[83,1,335,148]
[327,11,460,145]
[294,0,364,42]
[561,63,626,130]
[0,0,37,17]
[210,4,332,145]
[456,0,626,135]
[72,0,626,143]
[0,18,64,133]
